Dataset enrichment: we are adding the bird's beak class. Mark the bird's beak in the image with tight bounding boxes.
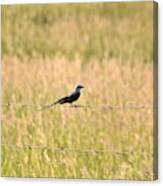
[81,86,84,89]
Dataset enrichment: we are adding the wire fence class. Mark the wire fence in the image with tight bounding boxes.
[1,102,152,110]
[1,102,154,156]
[1,143,153,156]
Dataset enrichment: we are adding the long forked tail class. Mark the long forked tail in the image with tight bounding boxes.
[39,96,68,110]
[39,101,58,110]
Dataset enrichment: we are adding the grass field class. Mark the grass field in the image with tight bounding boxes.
[1,2,156,180]
[2,2,153,62]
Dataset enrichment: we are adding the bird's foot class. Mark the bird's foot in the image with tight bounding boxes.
[70,104,77,107]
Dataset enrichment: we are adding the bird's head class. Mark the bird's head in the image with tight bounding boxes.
[75,85,84,92]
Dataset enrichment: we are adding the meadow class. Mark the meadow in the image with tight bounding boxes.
[1,2,156,180]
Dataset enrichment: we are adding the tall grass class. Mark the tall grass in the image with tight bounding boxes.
[2,58,154,179]
[1,2,156,180]
[2,2,153,62]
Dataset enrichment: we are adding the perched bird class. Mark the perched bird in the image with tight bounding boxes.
[41,85,84,110]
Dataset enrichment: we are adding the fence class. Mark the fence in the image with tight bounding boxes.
[1,102,154,156]
[1,102,152,110]
[1,143,153,156]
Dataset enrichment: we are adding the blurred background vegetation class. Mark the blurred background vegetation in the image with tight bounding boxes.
[2,2,153,63]
[2,2,156,180]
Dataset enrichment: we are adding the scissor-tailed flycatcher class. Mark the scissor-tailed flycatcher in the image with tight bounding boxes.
[41,85,84,110]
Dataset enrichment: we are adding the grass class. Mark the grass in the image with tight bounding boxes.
[1,2,156,180]
[2,2,153,63]
[2,58,154,179]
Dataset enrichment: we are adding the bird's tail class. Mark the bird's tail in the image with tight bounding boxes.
[39,101,58,110]
[38,96,68,111]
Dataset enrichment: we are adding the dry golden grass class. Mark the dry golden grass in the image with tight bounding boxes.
[2,57,155,180]
[1,1,156,180]
[2,2,153,62]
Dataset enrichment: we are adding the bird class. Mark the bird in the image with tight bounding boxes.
[40,85,84,110]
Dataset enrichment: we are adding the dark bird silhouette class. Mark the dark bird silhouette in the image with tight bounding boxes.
[40,85,84,110]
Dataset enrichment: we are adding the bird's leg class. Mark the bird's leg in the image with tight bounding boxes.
[70,103,77,107]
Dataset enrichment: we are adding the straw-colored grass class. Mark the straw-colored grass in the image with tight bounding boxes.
[2,58,154,180]
[1,2,156,180]
[2,2,153,62]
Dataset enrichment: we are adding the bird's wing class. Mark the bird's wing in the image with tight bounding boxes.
[56,96,69,104]
[68,91,77,98]
[67,91,80,102]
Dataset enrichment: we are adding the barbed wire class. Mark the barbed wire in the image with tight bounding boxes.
[1,102,152,110]
[1,103,154,156]
[1,143,153,156]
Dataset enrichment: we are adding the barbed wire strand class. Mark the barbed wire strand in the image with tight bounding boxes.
[1,102,151,110]
[1,143,153,156]
[1,103,153,156]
